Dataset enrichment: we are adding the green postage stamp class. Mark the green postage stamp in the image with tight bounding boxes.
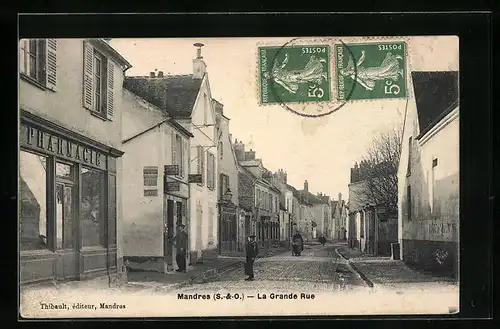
[335,41,407,101]
[259,45,331,104]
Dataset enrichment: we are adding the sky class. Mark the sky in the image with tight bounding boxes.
[111,36,458,200]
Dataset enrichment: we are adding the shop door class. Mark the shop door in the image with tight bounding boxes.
[55,182,79,280]
[164,200,174,266]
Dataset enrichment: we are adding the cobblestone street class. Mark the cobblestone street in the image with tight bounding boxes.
[160,243,367,294]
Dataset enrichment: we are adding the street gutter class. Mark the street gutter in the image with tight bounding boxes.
[335,248,375,288]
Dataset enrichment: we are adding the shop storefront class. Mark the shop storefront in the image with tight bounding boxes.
[19,112,123,284]
[163,172,189,271]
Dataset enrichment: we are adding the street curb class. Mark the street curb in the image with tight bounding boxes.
[335,249,375,288]
[157,260,244,290]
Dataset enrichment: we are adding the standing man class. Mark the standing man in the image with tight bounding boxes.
[245,234,259,281]
[175,224,188,272]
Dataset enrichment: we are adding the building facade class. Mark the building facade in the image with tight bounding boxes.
[348,163,398,256]
[213,99,240,255]
[233,141,280,247]
[332,193,347,240]
[120,86,193,273]
[299,181,331,239]
[19,38,131,284]
[121,44,219,264]
[398,71,459,278]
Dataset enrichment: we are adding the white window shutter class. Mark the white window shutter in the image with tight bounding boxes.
[106,59,115,119]
[183,139,188,177]
[83,41,94,110]
[45,39,57,90]
[171,131,177,168]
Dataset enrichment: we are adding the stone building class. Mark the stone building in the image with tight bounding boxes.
[397,71,459,278]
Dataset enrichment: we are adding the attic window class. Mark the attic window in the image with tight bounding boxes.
[432,158,438,168]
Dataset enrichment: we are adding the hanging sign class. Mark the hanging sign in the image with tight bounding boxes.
[188,174,203,183]
[165,181,181,192]
[164,165,179,176]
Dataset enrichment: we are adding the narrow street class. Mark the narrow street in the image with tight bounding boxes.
[161,242,367,294]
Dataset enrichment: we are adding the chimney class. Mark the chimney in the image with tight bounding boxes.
[193,43,207,79]
[157,71,164,78]
[338,193,342,203]
[149,71,156,78]
[304,180,309,192]
[233,140,245,161]
[284,170,287,184]
[245,149,256,160]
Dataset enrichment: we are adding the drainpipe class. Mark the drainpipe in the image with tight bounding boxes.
[361,209,366,252]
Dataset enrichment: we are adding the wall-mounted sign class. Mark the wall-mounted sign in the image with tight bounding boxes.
[20,123,107,170]
[164,165,179,176]
[188,174,203,183]
[165,181,181,192]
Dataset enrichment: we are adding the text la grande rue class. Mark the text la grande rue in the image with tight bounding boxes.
[257,293,315,300]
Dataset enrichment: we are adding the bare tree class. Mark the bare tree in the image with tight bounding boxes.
[359,129,402,214]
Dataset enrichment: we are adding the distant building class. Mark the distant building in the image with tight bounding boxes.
[299,181,331,239]
[348,161,398,256]
[272,169,294,244]
[397,71,459,278]
[331,193,347,240]
[233,141,281,247]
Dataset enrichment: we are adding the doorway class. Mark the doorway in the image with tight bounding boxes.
[55,162,79,280]
[165,199,174,267]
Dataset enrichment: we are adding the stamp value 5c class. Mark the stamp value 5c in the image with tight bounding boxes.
[259,45,331,105]
[335,41,407,101]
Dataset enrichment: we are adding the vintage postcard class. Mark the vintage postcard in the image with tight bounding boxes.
[19,35,459,318]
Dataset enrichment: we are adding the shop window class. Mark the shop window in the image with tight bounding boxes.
[19,151,49,251]
[81,167,106,247]
[55,162,76,249]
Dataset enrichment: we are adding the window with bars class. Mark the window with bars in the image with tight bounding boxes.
[20,39,57,90]
[143,166,159,197]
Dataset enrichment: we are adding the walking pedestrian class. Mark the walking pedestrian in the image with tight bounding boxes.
[292,230,304,256]
[175,224,188,272]
[244,234,259,281]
